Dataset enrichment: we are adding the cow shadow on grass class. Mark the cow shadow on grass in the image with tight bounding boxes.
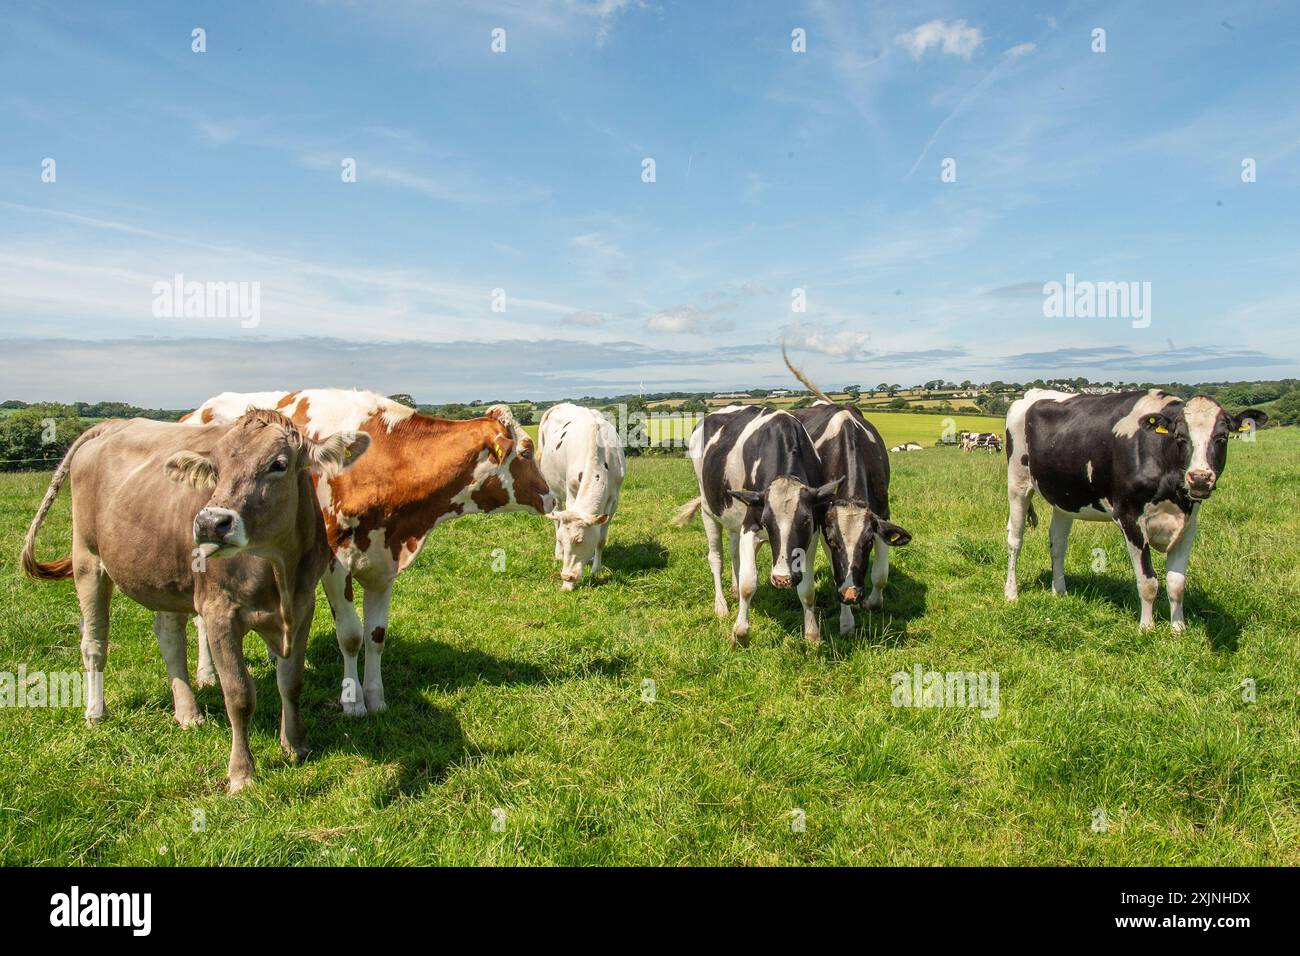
[601,537,669,581]
[745,564,928,653]
[182,628,630,798]
[1029,570,1242,651]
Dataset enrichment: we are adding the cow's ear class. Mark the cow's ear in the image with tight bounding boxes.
[488,431,515,463]
[308,430,371,478]
[1141,413,1174,435]
[590,513,611,525]
[813,477,844,502]
[1232,408,1268,432]
[727,488,764,507]
[873,517,912,547]
[164,451,216,488]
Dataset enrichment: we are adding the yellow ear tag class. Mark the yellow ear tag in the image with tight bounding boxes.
[888,532,901,543]
[493,441,504,459]
[1155,425,1169,434]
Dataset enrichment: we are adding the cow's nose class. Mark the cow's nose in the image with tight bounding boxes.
[541,492,557,514]
[560,571,579,582]
[195,509,234,543]
[770,573,792,589]
[1186,470,1216,496]
[840,586,860,604]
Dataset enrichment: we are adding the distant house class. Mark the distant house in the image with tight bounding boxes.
[714,391,753,400]
[768,389,793,398]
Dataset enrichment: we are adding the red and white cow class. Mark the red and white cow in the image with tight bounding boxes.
[180,389,553,714]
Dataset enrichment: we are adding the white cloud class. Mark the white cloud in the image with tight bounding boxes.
[1005,42,1036,58]
[895,19,984,60]
[645,304,734,335]
[779,321,872,359]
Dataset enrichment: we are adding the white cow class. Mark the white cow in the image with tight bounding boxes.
[537,403,625,590]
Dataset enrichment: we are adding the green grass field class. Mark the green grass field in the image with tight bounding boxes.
[2,431,1299,865]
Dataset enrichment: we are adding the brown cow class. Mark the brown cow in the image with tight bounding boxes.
[180,390,554,715]
[22,409,370,792]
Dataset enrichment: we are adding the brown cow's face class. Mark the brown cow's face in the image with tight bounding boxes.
[481,415,554,515]
[165,409,370,559]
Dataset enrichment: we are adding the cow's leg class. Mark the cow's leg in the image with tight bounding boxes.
[322,564,366,716]
[1005,484,1034,601]
[1049,510,1073,596]
[732,529,759,647]
[866,536,891,611]
[1165,510,1199,633]
[361,581,393,714]
[1119,519,1158,630]
[74,551,112,723]
[704,511,728,617]
[194,615,218,688]
[797,535,820,645]
[276,607,312,762]
[202,610,256,793]
[590,520,609,580]
[728,527,740,598]
[154,612,202,727]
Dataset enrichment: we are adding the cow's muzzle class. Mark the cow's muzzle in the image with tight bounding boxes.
[770,572,800,589]
[839,585,861,605]
[1186,469,1216,500]
[194,507,246,550]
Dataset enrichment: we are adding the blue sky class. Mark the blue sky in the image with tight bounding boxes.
[2,0,1298,405]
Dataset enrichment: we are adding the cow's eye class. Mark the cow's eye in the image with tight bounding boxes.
[268,457,289,474]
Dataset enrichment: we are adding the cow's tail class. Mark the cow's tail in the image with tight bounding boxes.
[21,421,117,580]
[1026,501,1038,530]
[671,497,702,527]
[780,341,836,405]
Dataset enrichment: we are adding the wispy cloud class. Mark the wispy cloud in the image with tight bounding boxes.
[895,19,984,61]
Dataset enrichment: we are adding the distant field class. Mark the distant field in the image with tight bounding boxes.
[522,410,1005,450]
[3,429,1297,864]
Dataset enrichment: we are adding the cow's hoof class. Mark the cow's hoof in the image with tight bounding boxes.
[227,776,254,795]
[174,710,205,728]
[195,669,218,689]
[363,689,387,713]
[804,630,822,646]
[1171,620,1186,634]
[730,627,750,648]
[341,698,368,717]
[84,708,107,725]
[1004,588,1019,602]
[838,622,855,637]
[282,744,310,764]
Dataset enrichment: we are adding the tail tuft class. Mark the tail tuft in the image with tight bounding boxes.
[21,554,73,580]
[1026,502,1038,529]
[671,497,702,527]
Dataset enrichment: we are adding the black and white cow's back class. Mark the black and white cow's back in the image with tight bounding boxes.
[1005,388,1266,631]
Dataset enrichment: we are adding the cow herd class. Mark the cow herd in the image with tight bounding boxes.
[19,360,1268,792]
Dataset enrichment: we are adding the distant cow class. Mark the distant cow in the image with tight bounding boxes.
[673,405,838,646]
[537,403,625,590]
[182,390,553,715]
[962,432,1001,452]
[891,442,923,453]
[784,350,912,634]
[22,410,370,792]
[1005,389,1267,631]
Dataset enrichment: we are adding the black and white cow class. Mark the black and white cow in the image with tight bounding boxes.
[1004,388,1267,631]
[783,351,912,634]
[673,405,838,646]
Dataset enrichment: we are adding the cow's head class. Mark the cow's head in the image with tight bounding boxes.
[821,499,912,604]
[728,475,840,588]
[1140,396,1267,501]
[478,405,555,515]
[165,408,371,559]
[546,509,610,589]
